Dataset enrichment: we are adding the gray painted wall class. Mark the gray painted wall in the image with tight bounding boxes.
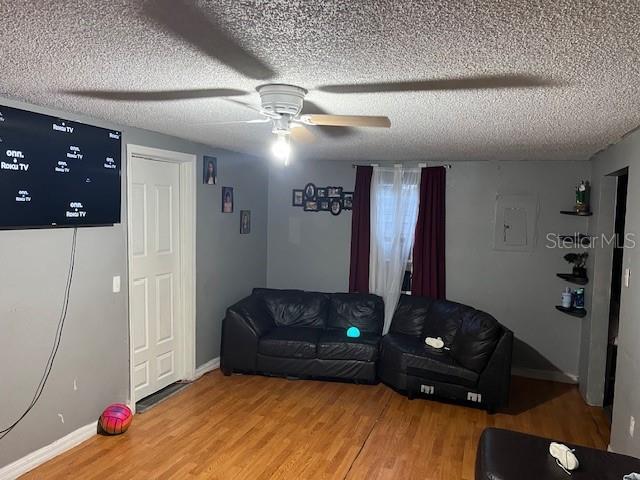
[586,129,640,456]
[267,159,355,292]
[445,161,590,378]
[266,159,591,378]
[0,97,268,468]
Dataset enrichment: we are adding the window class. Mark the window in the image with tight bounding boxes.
[374,182,420,260]
[369,167,420,332]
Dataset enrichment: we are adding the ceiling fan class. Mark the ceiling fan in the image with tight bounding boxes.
[64,0,557,164]
[206,84,392,165]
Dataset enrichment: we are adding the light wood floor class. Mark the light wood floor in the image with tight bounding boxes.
[23,372,610,480]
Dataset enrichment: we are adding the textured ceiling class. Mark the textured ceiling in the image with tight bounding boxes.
[2,0,640,162]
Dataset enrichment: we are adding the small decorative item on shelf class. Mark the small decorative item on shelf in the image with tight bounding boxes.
[556,286,587,317]
[574,288,585,309]
[564,252,588,278]
[561,288,572,308]
[575,180,591,213]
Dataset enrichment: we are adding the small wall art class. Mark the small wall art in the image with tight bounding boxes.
[203,156,217,185]
[222,186,233,213]
[240,210,251,234]
[292,182,352,215]
[292,189,304,206]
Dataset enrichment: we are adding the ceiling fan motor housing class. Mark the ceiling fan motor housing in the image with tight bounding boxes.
[257,84,307,117]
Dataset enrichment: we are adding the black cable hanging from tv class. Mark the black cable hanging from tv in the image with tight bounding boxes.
[0,228,78,440]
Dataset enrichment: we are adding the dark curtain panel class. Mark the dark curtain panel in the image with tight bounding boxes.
[412,166,446,298]
[349,166,373,293]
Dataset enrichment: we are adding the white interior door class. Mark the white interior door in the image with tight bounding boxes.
[129,157,182,401]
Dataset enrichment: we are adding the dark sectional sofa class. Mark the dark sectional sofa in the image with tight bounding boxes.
[221,288,384,383]
[221,288,513,411]
[380,294,513,412]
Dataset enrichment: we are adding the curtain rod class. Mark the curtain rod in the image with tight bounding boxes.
[351,163,452,169]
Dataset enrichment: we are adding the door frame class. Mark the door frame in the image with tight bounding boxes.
[125,144,197,411]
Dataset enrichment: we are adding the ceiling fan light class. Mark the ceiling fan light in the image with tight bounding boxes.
[271,134,291,165]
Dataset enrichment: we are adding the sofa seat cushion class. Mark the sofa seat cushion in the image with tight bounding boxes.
[258,327,321,359]
[317,330,380,362]
[381,333,478,388]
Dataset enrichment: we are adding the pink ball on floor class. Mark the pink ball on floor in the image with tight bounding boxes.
[99,403,132,435]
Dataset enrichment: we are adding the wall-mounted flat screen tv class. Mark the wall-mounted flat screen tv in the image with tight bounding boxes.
[0,105,121,229]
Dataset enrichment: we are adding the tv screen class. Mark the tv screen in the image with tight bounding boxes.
[0,105,121,229]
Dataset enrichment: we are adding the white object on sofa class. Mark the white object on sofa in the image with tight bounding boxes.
[425,336,444,349]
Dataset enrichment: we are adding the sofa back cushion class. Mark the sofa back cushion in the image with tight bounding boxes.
[328,293,384,334]
[389,295,434,336]
[449,309,501,372]
[257,289,328,328]
[421,299,470,345]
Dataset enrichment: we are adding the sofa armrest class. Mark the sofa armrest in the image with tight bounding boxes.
[477,327,513,411]
[228,295,275,337]
[221,295,275,374]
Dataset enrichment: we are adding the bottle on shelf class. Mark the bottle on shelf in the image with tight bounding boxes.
[561,288,573,308]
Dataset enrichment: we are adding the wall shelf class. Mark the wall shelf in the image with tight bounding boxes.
[556,273,589,285]
[555,305,587,318]
[560,210,592,216]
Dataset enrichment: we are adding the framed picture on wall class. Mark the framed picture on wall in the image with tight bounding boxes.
[304,200,319,212]
[304,182,316,200]
[317,187,327,198]
[240,210,251,234]
[330,198,342,216]
[292,189,304,206]
[222,186,233,213]
[203,156,217,185]
[327,186,342,198]
[318,197,330,211]
[342,192,354,210]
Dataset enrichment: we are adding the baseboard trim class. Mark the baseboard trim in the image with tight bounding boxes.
[512,367,579,384]
[192,356,220,380]
[0,422,96,480]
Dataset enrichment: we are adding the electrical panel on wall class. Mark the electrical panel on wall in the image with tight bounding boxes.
[493,194,538,252]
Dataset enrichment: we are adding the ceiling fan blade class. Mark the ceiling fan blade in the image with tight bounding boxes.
[190,118,270,126]
[300,114,391,128]
[290,125,316,143]
[316,74,556,94]
[142,0,275,80]
[301,100,354,138]
[62,88,248,101]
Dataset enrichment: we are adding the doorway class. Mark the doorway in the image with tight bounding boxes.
[126,145,196,409]
[603,169,628,421]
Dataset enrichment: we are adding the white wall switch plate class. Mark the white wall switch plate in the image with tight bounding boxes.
[624,268,631,287]
[112,275,121,293]
[630,415,635,437]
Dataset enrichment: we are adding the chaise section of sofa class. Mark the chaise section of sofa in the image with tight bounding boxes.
[378,295,513,412]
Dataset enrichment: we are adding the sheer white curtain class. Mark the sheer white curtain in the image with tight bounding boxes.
[369,166,421,333]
